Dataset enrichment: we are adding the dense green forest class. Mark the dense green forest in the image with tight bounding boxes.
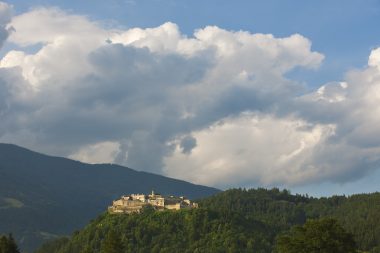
[34,188,380,253]
[275,218,357,253]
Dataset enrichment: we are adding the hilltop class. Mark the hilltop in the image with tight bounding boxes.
[36,188,380,253]
[0,143,219,252]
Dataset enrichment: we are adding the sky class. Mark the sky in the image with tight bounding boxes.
[1,0,380,196]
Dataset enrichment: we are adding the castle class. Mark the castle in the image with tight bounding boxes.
[108,190,199,214]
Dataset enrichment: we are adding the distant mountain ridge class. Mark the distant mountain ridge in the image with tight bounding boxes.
[0,143,220,252]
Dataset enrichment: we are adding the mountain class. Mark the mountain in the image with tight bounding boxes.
[36,188,380,253]
[0,143,220,252]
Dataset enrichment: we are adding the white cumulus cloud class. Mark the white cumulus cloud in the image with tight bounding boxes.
[2,6,380,189]
[164,113,336,188]
[69,141,121,164]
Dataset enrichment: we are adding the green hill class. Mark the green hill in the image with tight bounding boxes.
[35,188,380,253]
[200,188,380,251]
[0,143,219,252]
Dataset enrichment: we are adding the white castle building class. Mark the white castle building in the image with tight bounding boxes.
[108,190,199,214]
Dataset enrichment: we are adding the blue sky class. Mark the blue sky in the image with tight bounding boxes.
[2,0,380,196]
[8,0,380,87]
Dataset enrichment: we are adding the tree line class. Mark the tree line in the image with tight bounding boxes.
[27,188,380,252]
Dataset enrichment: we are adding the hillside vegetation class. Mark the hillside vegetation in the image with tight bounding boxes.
[35,188,380,253]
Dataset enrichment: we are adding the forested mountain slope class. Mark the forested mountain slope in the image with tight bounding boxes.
[0,143,219,252]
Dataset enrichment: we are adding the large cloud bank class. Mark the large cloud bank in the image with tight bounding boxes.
[1,5,380,189]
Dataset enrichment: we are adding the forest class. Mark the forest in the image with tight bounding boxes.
[26,188,380,252]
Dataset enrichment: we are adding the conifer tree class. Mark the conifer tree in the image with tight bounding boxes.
[0,234,20,253]
[0,236,7,253]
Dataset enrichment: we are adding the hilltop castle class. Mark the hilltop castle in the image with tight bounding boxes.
[108,190,199,214]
